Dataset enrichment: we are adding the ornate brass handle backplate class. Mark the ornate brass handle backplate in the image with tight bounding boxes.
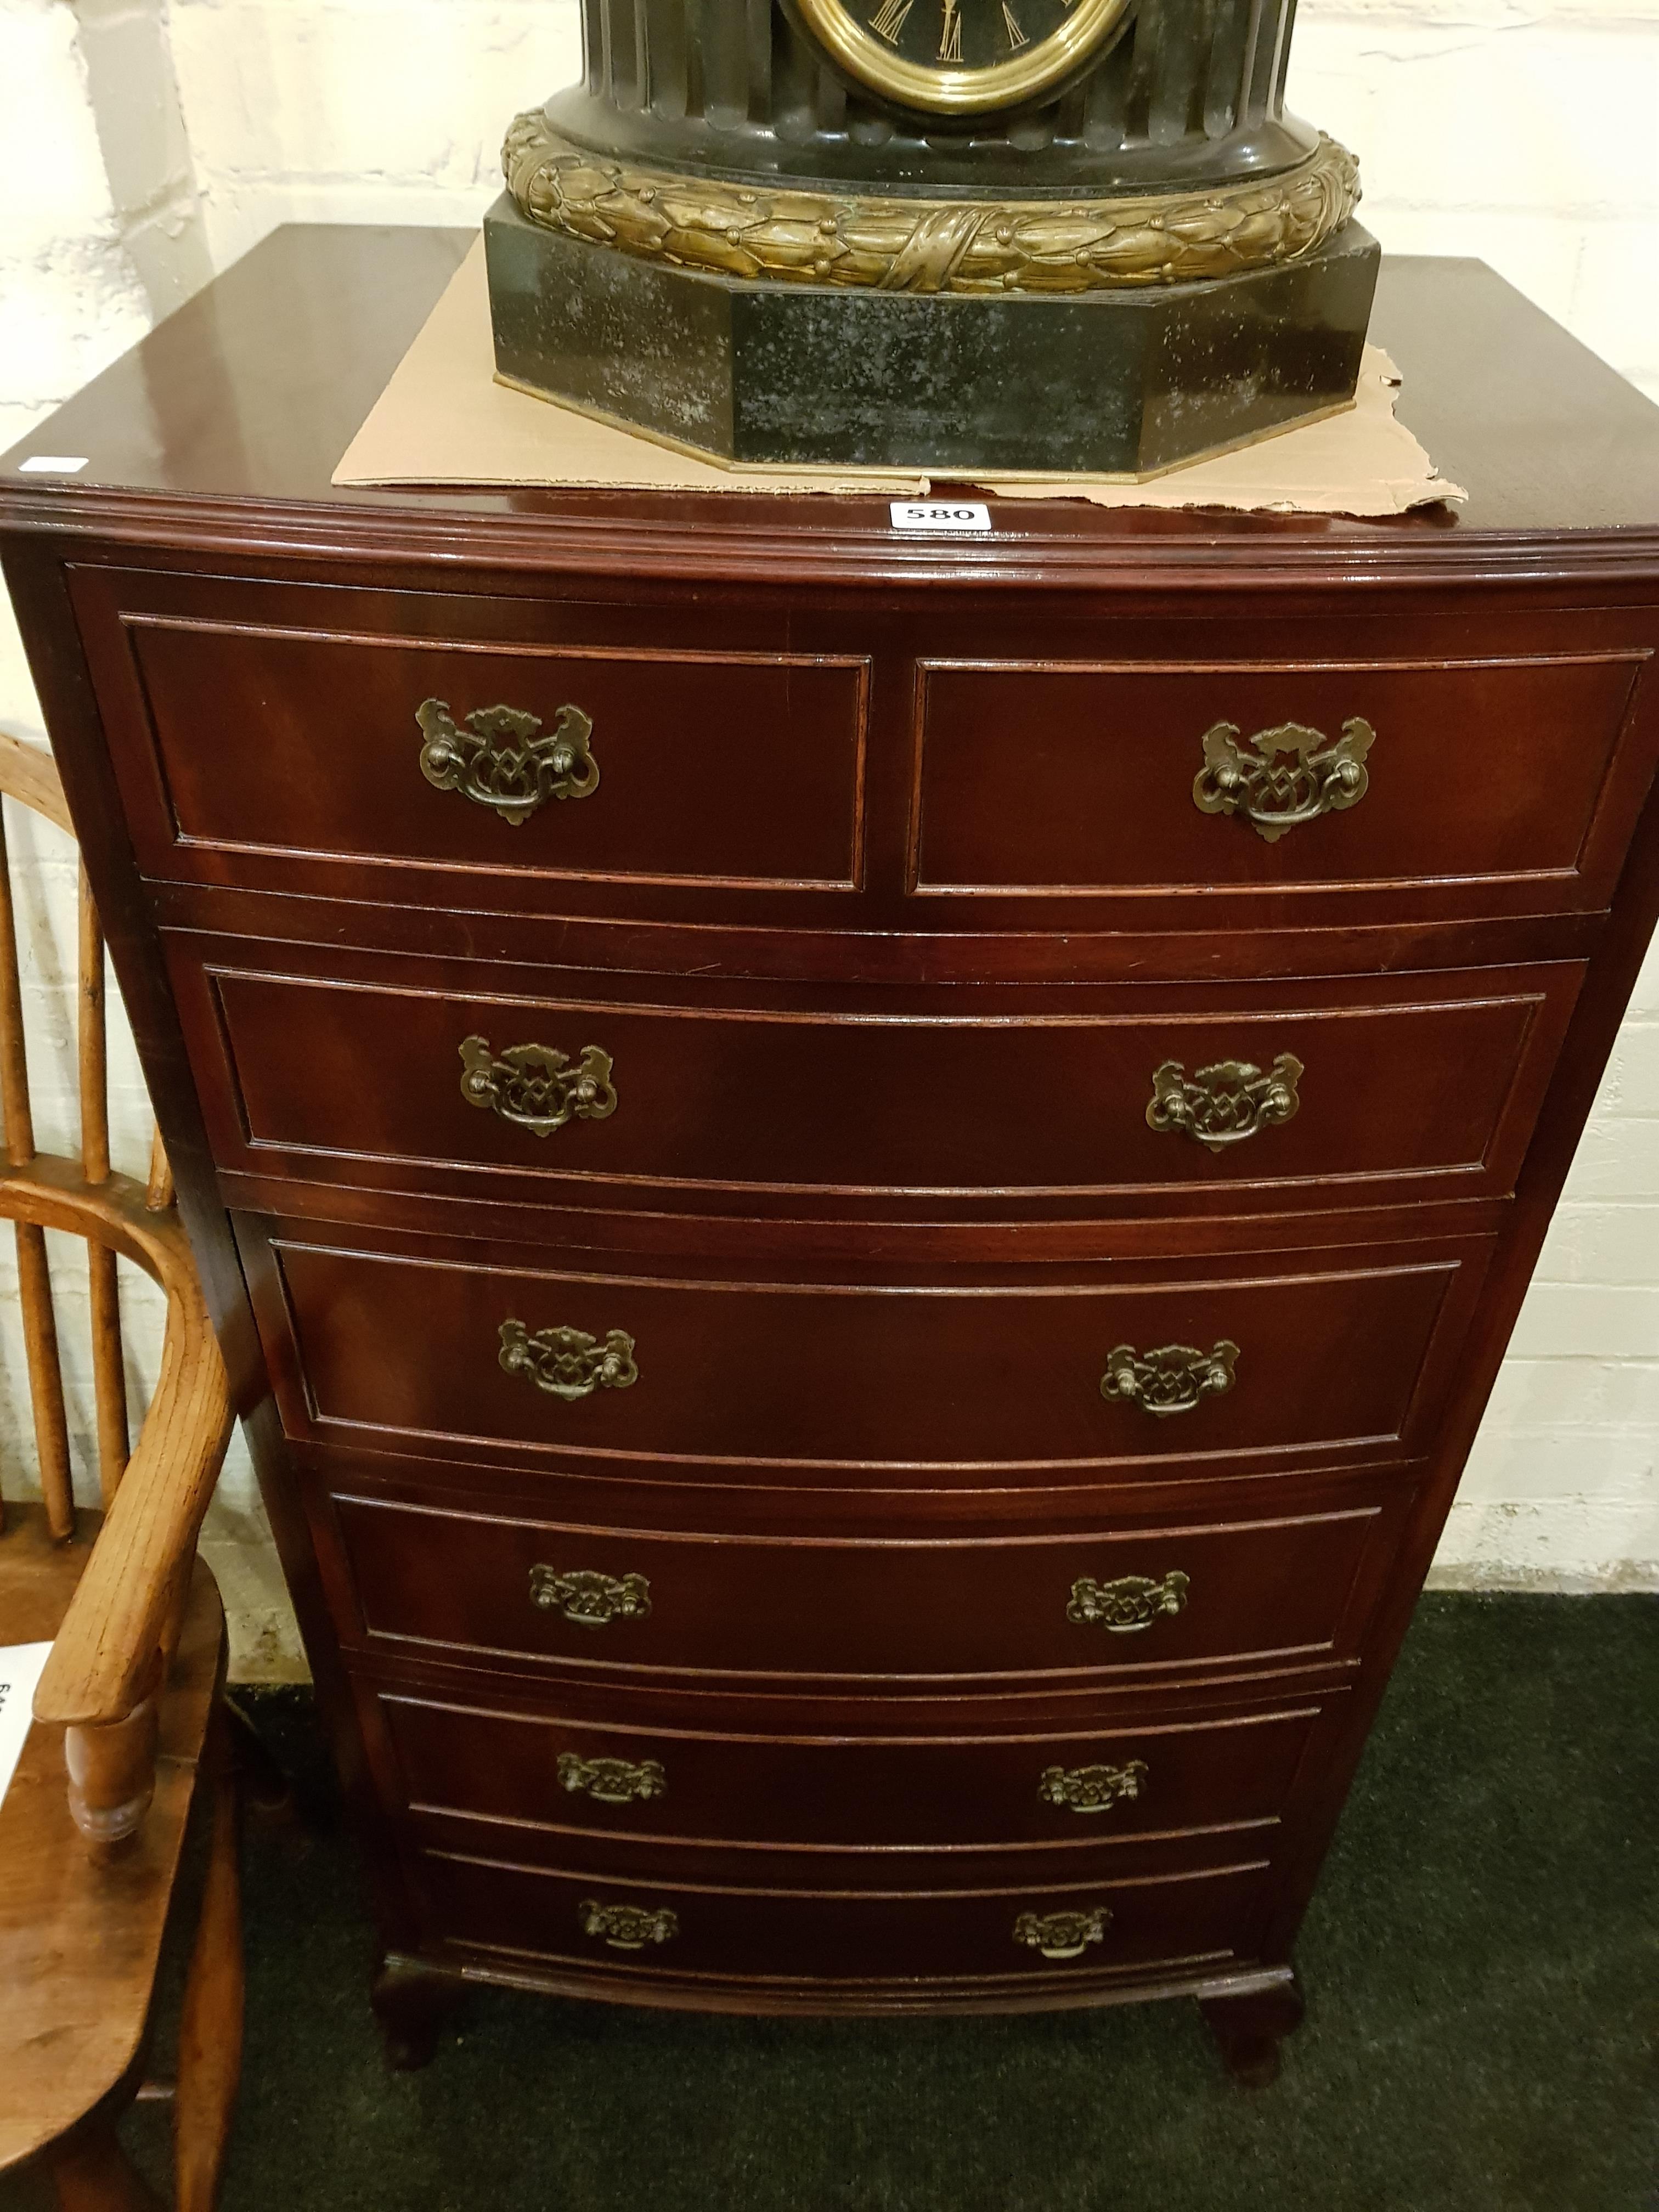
[1013,1905,1112,1960]
[1101,1340,1239,1417]
[500,1319,638,1401]
[1147,1054,1302,1152]
[460,1035,618,1137]
[416,696,599,825]
[529,1566,652,1627]
[1039,1760,1148,1814]
[578,1899,679,1951]
[1067,1569,1189,1632]
[1193,716,1374,843]
[558,1751,667,1804]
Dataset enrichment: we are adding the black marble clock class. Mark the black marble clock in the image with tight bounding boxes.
[482,0,1378,471]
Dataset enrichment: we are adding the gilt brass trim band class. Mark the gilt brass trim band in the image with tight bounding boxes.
[504,112,1361,296]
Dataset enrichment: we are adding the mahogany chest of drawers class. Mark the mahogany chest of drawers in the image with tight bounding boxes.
[7,228,1659,2085]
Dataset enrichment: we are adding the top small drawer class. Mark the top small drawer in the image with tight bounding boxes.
[67,569,868,898]
[909,647,1655,917]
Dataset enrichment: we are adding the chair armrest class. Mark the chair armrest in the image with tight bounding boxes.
[35,1269,232,1729]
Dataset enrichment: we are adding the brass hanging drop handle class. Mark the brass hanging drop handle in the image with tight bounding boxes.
[558,1751,667,1804]
[1193,716,1374,843]
[500,1319,637,1401]
[577,1900,679,1951]
[1038,1760,1148,1814]
[416,697,599,825]
[1146,1053,1302,1152]
[529,1566,652,1627]
[1066,1569,1189,1632]
[1100,1339,1238,1417]
[459,1035,617,1137]
[1013,1905,1112,1960]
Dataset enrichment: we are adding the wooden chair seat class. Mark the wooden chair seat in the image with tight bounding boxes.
[0,1509,223,2176]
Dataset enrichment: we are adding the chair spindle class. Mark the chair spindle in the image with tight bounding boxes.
[79,870,130,1503]
[0,803,74,1539]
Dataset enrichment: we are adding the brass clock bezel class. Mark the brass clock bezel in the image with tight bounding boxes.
[793,0,1135,115]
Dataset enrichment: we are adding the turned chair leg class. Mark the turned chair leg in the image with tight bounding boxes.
[371,1955,466,2072]
[173,1706,244,2212]
[1199,1973,1306,2088]
[48,2114,165,2212]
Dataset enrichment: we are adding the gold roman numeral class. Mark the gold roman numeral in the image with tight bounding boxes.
[938,0,962,59]
[870,0,914,40]
[1002,0,1028,42]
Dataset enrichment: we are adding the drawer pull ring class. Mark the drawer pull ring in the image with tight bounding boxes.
[558,1752,667,1804]
[1039,1760,1148,1815]
[578,1899,679,1951]
[1101,1339,1238,1417]
[529,1566,652,1627]
[1146,1054,1302,1152]
[416,696,599,825]
[1013,1905,1112,1961]
[1067,1569,1189,1632]
[1193,716,1374,843]
[460,1035,618,1137]
[500,1319,638,1401]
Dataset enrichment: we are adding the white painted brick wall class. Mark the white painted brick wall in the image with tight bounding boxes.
[2,0,1657,1681]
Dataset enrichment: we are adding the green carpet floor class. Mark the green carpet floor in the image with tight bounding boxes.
[7,1594,1656,2211]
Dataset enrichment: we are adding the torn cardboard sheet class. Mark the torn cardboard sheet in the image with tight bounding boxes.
[334,238,1464,516]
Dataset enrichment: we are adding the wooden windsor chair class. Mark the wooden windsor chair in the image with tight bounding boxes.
[0,731,243,2211]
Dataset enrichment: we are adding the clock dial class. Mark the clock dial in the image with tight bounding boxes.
[794,0,1132,115]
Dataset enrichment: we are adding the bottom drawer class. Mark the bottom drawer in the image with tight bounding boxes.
[415,1847,1275,1990]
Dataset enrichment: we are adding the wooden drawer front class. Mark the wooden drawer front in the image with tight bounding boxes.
[372,1684,1327,1850]
[257,1231,1487,1476]
[911,650,1651,910]
[325,1488,1400,1685]
[416,1847,1274,1988]
[182,944,1580,1214]
[70,573,867,893]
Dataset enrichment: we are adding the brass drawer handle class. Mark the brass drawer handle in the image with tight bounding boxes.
[499,1319,638,1401]
[1039,1760,1148,1814]
[416,696,599,825]
[1101,1339,1238,1417]
[460,1035,618,1137]
[1068,1569,1189,1632]
[1147,1053,1301,1152]
[578,1899,678,1951]
[558,1752,667,1804]
[1013,1905,1111,1960]
[529,1566,652,1627]
[1193,715,1374,844]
